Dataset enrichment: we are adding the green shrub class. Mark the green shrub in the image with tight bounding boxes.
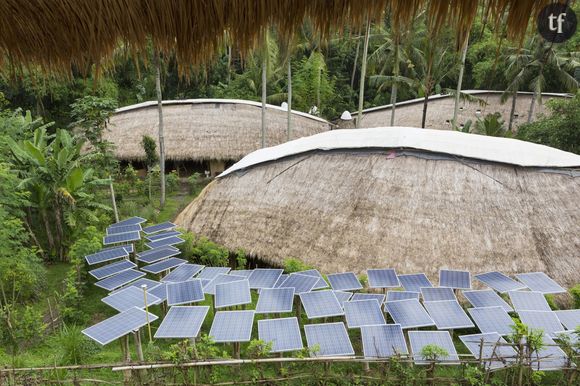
[188,172,203,194]
[166,170,179,192]
[283,257,313,273]
[0,305,46,355]
[191,237,229,267]
[235,249,247,269]
[57,324,99,365]
[420,344,449,361]
[570,284,580,309]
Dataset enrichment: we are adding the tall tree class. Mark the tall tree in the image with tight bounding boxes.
[356,20,371,128]
[154,51,166,207]
[452,32,470,129]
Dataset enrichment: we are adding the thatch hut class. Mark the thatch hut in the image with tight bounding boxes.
[175,127,580,287]
[104,99,332,176]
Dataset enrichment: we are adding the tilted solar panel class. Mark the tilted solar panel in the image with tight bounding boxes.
[215,279,252,308]
[145,236,185,249]
[327,272,363,291]
[517,310,563,338]
[258,317,303,353]
[85,246,129,265]
[360,324,408,358]
[279,274,319,294]
[398,274,433,292]
[146,230,182,242]
[228,270,254,278]
[474,271,527,293]
[141,257,187,274]
[304,322,354,357]
[106,224,142,235]
[209,310,255,342]
[101,286,162,312]
[384,299,435,329]
[344,299,386,328]
[459,332,517,370]
[508,291,551,311]
[554,309,580,330]
[423,300,474,330]
[136,247,181,264]
[462,289,514,312]
[111,278,160,294]
[148,282,167,301]
[420,287,457,302]
[154,306,209,339]
[367,269,400,288]
[514,272,566,294]
[103,231,141,245]
[439,269,471,289]
[166,279,205,306]
[350,293,385,303]
[409,331,459,364]
[529,334,568,370]
[255,287,295,314]
[386,291,420,302]
[247,268,284,289]
[161,263,204,283]
[94,269,145,291]
[89,260,136,280]
[110,216,147,227]
[82,307,158,345]
[333,291,353,308]
[203,274,246,295]
[467,306,514,335]
[273,274,289,288]
[300,290,344,319]
[142,221,176,235]
[197,266,231,280]
[297,269,328,290]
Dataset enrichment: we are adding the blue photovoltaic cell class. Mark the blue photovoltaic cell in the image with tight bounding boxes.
[89,260,136,280]
[148,282,167,301]
[423,300,475,329]
[82,307,158,345]
[300,290,344,319]
[344,299,386,328]
[95,269,145,291]
[398,274,433,292]
[327,272,363,291]
[530,335,568,370]
[103,231,141,245]
[146,230,182,242]
[514,272,566,294]
[333,291,353,308]
[409,331,459,364]
[508,291,551,311]
[203,274,245,295]
[258,317,303,353]
[386,291,420,302]
[141,257,187,274]
[304,322,354,357]
[161,264,204,283]
[229,270,254,278]
[209,310,254,342]
[273,274,289,288]
[197,267,231,280]
[385,299,435,329]
[554,310,580,330]
[101,244,135,254]
[248,268,284,289]
[85,246,129,265]
[110,216,147,227]
[279,273,319,294]
[367,269,400,288]
[142,221,176,235]
[106,224,142,235]
[112,278,160,293]
[101,286,162,312]
[297,269,328,290]
[154,306,209,338]
[256,287,295,314]
[360,324,408,358]
[468,306,514,335]
[518,310,563,338]
[145,236,185,249]
[166,279,205,306]
[350,293,385,303]
[215,279,252,308]
[460,332,517,370]
[136,246,181,264]
[421,287,457,302]
[439,270,471,289]
[462,289,513,312]
[474,271,527,293]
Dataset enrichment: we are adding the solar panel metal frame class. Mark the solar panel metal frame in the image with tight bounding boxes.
[255,287,295,314]
[384,299,435,329]
[420,287,457,302]
[327,272,363,291]
[514,272,566,294]
[508,291,551,311]
[350,293,385,303]
[299,290,345,319]
[110,216,147,227]
[101,286,162,312]
[166,279,205,306]
[409,331,460,365]
[297,269,328,290]
[360,324,408,358]
[258,317,303,353]
[215,279,252,308]
[141,257,187,274]
[94,269,145,291]
[278,273,319,294]
[89,260,136,280]
[161,263,204,283]
[209,310,255,343]
[103,231,141,245]
[85,246,129,265]
[344,299,386,328]
[106,224,142,235]
[196,266,231,280]
[154,306,210,339]
[474,271,527,293]
[423,300,475,330]
[398,273,433,292]
[247,268,284,289]
[145,236,185,249]
[136,247,181,264]
[367,269,400,288]
[203,273,246,295]
[82,307,158,346]
[467,306,515,336]
[333,291,353,308]
[462,289,514,312]
[386,291,420,302]
[517,310,564,338]
[142,221,177,235]
[554,309,580,330]
[304,322,355,357]
[145,230,182,242]
[459,332,517,370]
[439,269,471,289]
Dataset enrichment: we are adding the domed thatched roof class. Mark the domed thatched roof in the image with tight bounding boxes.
[175,127,580,287]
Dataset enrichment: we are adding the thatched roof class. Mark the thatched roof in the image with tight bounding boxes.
[175,127,580,287]
[103,99,332,162]
[0,1,550,76]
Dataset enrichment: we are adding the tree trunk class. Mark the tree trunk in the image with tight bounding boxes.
[41,209,55,258]
[287,59,292,141]
[527,91,537,123]
[453,33,469,129]
[154,51,166,208]
[421,91,430,128]
[350,27,362,90]
[109,176,119,223]
[226,45,232,84]
[390,37,399,126]
[54,205,65,261]
[261,38,267,148]
[508,92,518,131]
[356,21,371,128]
[23,215,45,259]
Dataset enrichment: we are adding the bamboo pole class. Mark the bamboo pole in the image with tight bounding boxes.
[142,285,153,343]
[286,59,292,141]
[154,50,166,208]
[452,32,470,130]
[356,20,371,128]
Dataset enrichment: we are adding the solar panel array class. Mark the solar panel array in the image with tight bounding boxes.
[333,291,353,307]
[101,286,162,312]
[166,280,205,306]
[474,271,527,293]
[423,300,474,330]
[409,331,459,364]
[327,272,363,291]
[161,263,204,283]
[256,287,295,314]
[95,269,145,291]
[197,267,231,280]
[148,282,167,301]
[215,279,252,308]
[209,311,255,342]
[508,291,551,311]
[203,274,246,295]
[514,272,566,294]
[82,307,158,345]
[258,317,303,353]
[385,299,435,329]
[420,287,456,302]
[297,269,328,290]
[344,299,386,328]
[468,306,514,335]
[439,269,471,289]
[360,324,408,358]
[462,289,514,312]
[367,269,400,288]
[304,322,354,357]
[154,306,209,339]
[89,260,136,280]
[279,273,319,294]
[398,273,433,292]
[300,290,344,319]
[85,246,129,265]
[114,278,160,293]
[247,269,283,289]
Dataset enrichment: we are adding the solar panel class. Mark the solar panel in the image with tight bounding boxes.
[136,247,181,264]
[554,309,580,330]
[439,269,471,289]
[110,216,147,227]
[103,231,141,245]
[279,273,319,294]
[154,306,209,338]
[514,272,566,294]
[197,267,231,281]
[215,279,252,308]
[161,264,204,283]
[203,274,245,295]
[460,332,517,370]
[148,282,167,301]
[82,307,158,345]
[386,291,420,302]
[421,287,456,302]
[360,324,408,358]
[247,268,284,289]
[508,291,551,311]
[273,274,289,288]
[297,269,328,289]
[462,289,513,312]
[409,331,459,364]
[518,310,564,338]
[112,278,160,294]
[89,260,136,280]
[474,271,527,293]
[145,236,185,249]
[94,269,145,291]
[258,317,303,353]
[85,246,129,265]
[106,224,142,235]
[142,221,176,235]
[228,270,254,278]
[398,274,433,292]
[255,287,295,314]
[423,300,474,330]
[333,291,353,307]
[146,230,182,242]
[304,322,354,357]
[344,299,386,328]
[166,279,205,306]
[350,293,385,303]
[468,306,515,335]
[299,290,344,319]
[101,286,162,312]
[209,310,254,342]
[141,257,187,274]
[385,299,435,329]
[530,334,568,370]
[367,269,400,288]
[327,272,363,291]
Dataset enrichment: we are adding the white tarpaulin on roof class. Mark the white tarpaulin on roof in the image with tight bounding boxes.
[219,127,580,177]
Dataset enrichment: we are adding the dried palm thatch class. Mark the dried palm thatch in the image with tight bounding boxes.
[0,0,550,76]
[103,99,331,161]
[175,128,580,287]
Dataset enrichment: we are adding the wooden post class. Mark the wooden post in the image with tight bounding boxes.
[134,332,144,362]
[286,59,292,141]
[122,336,132,383]
[109,176,119,223]
[141,285,153,343]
